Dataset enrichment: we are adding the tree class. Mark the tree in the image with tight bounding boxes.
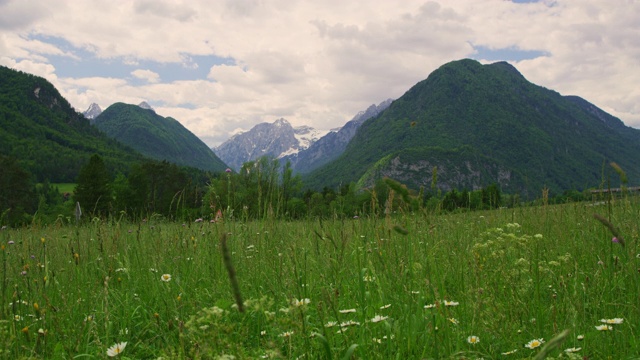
[0,155,37,225]
[74,154,112,217]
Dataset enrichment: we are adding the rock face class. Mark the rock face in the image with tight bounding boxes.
[138,101,154,111]
[82,103,103,122]
[283,99,393,173]
[213,118,328,171]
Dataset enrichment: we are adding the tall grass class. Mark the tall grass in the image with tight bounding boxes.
[0,195,638,359]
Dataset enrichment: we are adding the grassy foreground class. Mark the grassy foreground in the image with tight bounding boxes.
[1,197,638,359]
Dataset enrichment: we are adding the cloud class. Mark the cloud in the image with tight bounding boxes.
[131,69,161,83]
[0,0,638,147]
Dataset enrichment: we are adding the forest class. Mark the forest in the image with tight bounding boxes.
[1,151,593,227]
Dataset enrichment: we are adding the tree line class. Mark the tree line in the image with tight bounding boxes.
[2,152,593,227]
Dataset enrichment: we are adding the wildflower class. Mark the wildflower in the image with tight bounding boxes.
[161,274,172,282]
[443,300,459,306]
[467,335,480,344]
[84,315,93,322]
[524,338,544,349]
[195,218,203,223]
[21,326,29,333]
[600,318,623,324]
[292,298,311,307]
[370,315,388,323]
[424,303,436,309]
[448,317,459,325]
[260,330,266,336]
[565,347,581,353]
[115,268,127,273]
[595,324,612,331]
[363,275,375,282]
[279,331,293,337]
[577,334,584,340]
[379,304,391,309]
[14,315,22,321]
[325,321,337,328]
[37,328,46,336]
[339,320,360,327]
[612,237,619,243]
[339,308,356,313]
[8,241,14,245]
[106,342,127,357]
[501,349,518,355]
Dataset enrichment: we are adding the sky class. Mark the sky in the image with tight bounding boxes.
[1,0,639,147]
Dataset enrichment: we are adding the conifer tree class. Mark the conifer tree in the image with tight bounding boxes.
[74,154,111,216]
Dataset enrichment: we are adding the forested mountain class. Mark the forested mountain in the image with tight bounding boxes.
[0,66,143,182]
[305,59,640,197]
[94,103,228,172]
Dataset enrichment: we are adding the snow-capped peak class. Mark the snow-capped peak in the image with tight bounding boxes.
[82,103,103,120]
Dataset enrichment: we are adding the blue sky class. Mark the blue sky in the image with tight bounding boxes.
[1,0,638,146]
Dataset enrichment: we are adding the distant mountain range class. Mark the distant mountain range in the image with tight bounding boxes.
[304,59,640,196]
[214,99,392,173]
[282,99,393,173]
[213,118,330,171]
[93,103,228,172]
[4,59,639,198]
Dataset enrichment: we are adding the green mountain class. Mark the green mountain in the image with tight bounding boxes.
[94,103,228,172]
[306,59,640,197]
[0,66,144,182]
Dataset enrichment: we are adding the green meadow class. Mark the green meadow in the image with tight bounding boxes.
[1,196,638,359]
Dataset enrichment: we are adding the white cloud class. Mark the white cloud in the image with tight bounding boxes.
[131,69,160,83]
[0,0,638,146]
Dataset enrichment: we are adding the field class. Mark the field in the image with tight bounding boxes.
[1,196,638,359]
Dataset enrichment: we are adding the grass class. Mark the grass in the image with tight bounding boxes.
[50,183,76,195]
[0,195,638,359]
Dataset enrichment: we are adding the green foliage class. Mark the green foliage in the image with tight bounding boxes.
[305,59,640,198]
[94,103,228,172]
[74,154,112,217]
[0,66,144,182]
[0,155,37,226]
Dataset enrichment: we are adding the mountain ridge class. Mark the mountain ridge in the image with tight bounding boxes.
[93,103,228,173]
[305,59,640,196]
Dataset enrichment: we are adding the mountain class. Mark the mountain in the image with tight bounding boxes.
[214,118,328,171]
[93,103,228,172]
[0,65,144,182]
[82,103,102,121]
[282,99,393,173]
[305,59,640,197]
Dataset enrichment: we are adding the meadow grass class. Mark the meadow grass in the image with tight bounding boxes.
[0,195,638,359]
[50,183,76,194]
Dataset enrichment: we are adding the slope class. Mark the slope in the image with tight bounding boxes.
[305,59,640,196]
[94,103,228,172]
[0,66,143,182]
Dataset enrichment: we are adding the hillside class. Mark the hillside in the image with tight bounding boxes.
[0,66,143,182]
[305,59,640,197]
[94,103,228,172]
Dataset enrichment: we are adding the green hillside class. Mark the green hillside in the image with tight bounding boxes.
[94,103,228,172]
[0,66,143,182]
[306,59,640,196]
